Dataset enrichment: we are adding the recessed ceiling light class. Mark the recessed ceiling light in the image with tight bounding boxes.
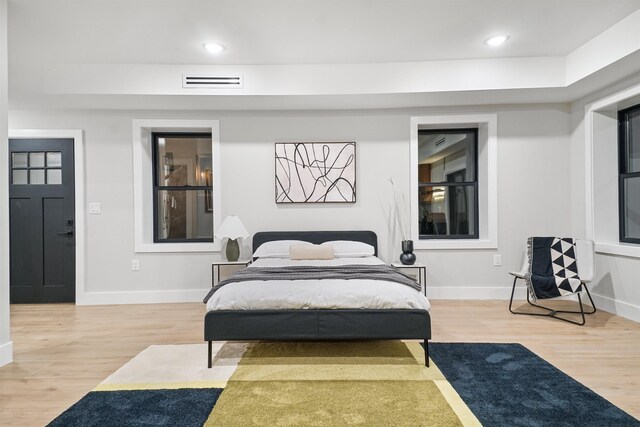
[484,35,510,47]
[203,42,225,54]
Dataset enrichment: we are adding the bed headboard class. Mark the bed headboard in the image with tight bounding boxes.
[252,230,378,257]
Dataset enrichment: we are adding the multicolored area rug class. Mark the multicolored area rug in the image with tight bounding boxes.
[48,342,638,426]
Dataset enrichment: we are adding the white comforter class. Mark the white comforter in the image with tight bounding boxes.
[205,256,430,311]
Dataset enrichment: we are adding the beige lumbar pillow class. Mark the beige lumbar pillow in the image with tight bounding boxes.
[289,243,335,260]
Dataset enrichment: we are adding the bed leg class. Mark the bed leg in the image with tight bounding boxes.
[424,339,429,367]
[208,341,212,369]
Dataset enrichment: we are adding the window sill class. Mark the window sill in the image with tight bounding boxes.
[413,239,497,250]
[594,242,640,259]
[135,242,220,253]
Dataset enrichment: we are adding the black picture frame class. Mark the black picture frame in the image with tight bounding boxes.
[275,142,356,203]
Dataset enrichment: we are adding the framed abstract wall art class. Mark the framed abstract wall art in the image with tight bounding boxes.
[275,142,356,203]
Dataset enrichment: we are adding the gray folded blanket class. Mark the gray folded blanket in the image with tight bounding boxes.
[203,264,421,303]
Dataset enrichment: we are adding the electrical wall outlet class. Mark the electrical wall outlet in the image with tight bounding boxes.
[131,259,140,271]
[88,202,101,214]
[493,254,502,266]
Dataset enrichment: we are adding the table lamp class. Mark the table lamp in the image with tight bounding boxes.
[215,215,249,261]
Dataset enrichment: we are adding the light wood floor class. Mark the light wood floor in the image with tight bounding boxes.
[0,300,638,426]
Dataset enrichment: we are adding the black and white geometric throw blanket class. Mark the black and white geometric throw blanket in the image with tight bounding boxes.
[203,265,421,304]
[525,237,583,301]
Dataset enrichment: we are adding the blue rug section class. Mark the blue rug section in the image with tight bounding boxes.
[429,343,639,427]
[47,388,222,427]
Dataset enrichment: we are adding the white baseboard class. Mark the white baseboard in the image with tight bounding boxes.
[590,293,640,323]
[0,341,13,367]
[80,287,518,305]
[426,286,526,300]
[426,286,639,323]
[76,289,209,305]
[74,286,639,323]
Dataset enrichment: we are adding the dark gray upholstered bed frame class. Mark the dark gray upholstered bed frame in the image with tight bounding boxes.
[204,230,431,367]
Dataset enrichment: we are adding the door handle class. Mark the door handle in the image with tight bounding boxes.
[57,230,74,237]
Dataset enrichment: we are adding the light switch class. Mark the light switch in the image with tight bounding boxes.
[89,203,102,214]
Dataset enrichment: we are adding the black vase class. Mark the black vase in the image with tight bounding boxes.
[399,240,416,265]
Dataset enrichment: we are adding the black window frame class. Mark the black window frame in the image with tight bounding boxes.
[152,132,214,243]
[618,104,640,245]
[417,128,479,240]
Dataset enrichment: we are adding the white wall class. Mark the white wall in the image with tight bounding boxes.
[422,106,572,298]
[570,77,640,321]
[8,105,573,304]
[0,0,13,367]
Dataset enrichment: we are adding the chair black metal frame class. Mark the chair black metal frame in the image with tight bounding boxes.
[508,274,597,326]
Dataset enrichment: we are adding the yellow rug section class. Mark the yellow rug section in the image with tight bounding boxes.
[207,340,476,426]
[205,380,463,427]
[232,341,445,382]
[88,341,481,426]
[240,340,421,365]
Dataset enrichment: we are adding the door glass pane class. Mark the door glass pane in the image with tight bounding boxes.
[47,169,62,185]
[30,169,45,184]
[419,185,476,237]
[12,170,28,185]
[417,130,476,183]
[12,153,28,168]
[47,152,62,167]
[623,176,640,240]
[29,152,45,168]
[156,190,213,241]
[154,134,212,187]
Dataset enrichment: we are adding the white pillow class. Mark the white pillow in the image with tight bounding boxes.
[253,240,310,258]
[323,240,375,258]
[290,243,335,260]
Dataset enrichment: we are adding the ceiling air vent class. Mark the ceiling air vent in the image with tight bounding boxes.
[434,137,446,148]
[182,74,243,89]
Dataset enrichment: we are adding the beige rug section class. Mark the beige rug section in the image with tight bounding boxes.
[95,342,247,391]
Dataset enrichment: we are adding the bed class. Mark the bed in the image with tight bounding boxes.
[204,230,431,367]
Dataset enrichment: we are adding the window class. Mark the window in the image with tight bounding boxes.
[152,132,213,243]
[619,104,640,244]
[133,119,220,253]
[11,151,62,185]
[585,85,640,258]
[410,114,497,250]
[417,129,478,239]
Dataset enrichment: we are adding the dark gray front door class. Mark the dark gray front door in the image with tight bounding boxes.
[9,138,75,303]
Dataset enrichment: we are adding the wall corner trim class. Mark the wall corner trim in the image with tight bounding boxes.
[0,340,13,367]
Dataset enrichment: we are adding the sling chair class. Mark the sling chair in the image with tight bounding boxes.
[509,238,596,325]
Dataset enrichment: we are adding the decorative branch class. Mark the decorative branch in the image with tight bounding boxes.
[388,177,409,241]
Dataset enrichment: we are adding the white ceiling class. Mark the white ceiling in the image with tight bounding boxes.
[7,0,640,110]
[9,0,640,65]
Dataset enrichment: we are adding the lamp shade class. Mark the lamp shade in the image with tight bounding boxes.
[215,215,249,240]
